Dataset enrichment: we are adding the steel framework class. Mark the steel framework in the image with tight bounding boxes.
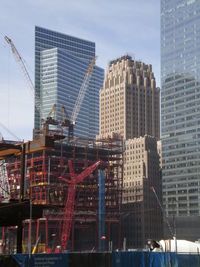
[0,136,123,253]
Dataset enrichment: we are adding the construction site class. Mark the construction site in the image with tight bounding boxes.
[0,35,124,255]
[0,126,123,254]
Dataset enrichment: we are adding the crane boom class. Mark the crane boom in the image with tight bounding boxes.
[4,36,40,112]
[71,56,96,124]
[59,159,101,251]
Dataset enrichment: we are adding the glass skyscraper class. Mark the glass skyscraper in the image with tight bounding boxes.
[34,26,104,138]
[161,0,200,240]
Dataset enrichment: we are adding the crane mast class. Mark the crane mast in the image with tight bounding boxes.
[4,36,40,112]
[71,56,96,124]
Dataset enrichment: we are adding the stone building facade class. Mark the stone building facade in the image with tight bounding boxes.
[99,55,163,249]
[99,55,160,140]
[122,136,163,248]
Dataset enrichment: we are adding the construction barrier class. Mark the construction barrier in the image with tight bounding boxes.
[2,251,200,267]
[112,251,178,267]
[0,255,19,267]
[12,254,68,267]
[178,254,200,267]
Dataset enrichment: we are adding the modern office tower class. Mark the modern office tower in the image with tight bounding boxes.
[122,136,163,248]
[35,26,104,138]
[99,55,160,140]
[161,0,200,240]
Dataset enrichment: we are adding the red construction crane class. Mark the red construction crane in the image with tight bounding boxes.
[59,159,102,251]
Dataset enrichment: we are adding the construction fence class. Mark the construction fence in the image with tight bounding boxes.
[1,251,200,267]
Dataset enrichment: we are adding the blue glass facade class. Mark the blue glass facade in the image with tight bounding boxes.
[161,0,200,238]
[35,26,104,138]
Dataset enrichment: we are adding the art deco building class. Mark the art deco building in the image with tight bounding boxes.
[34,26,104,138]
[99,55,160,140]
[99,56,163,248]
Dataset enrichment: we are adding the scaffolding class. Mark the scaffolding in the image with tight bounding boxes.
[0,136,123,253]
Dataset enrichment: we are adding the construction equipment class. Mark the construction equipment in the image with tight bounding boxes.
[32,236,41,254]
[42,56,96,141]
[60,56,96,141]
[5,35,96,141]
[71,56,96,125]
[42,103,59,136]
[61,106,73,141]
[59,159,102,251]
[4,36,40,113]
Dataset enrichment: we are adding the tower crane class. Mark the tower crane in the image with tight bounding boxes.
[4,36,40,112]
[71,56,95,125]
[61,56,96,141]
[5,35,96,141]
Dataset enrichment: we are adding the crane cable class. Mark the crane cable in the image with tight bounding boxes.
[0,121,21,141]
[150,186,174,238]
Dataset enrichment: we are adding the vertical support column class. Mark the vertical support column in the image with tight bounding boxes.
[118,140,123,250]
[47,157,50,204]
[141,198,145,248]
[17,143,26,253]
[42,150,46,183]
[17,217,23,253]
[118,219,122,250]
[2,227,5,254]
[71,221,74,251]
[42,150,46,204]
[36,219,40,243]
[19,143,25,202]
[45,219,48,248]
[28,218,31,255]
[98,170,106,251]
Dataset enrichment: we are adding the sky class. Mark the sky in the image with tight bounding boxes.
[0,0,160,141]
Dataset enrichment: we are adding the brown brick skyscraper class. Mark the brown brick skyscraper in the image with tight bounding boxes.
[99,55,160,140]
